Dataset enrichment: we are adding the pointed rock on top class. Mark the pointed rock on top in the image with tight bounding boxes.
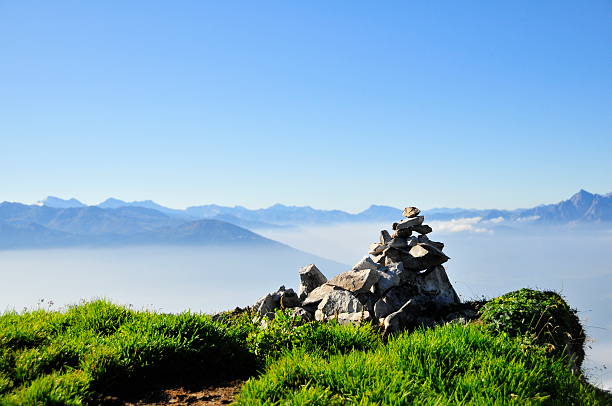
[402,207,421,218]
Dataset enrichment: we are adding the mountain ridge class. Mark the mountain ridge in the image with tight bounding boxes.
[2,189,610,249]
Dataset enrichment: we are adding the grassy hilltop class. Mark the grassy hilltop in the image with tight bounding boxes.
[0,290,609,405]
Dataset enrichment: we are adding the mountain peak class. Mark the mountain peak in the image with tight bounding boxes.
[569,189,595,205]
[38,196,86,208]
[98,198,128,209]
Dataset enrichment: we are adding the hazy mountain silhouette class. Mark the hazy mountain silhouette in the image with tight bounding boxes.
[0,203,283,249]
[36,196,86,208]
[98,198,193,218]
[20,189,612,241]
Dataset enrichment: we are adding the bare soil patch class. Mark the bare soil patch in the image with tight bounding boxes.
[103,380,244,406]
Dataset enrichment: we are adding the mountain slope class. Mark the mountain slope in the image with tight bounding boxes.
[131,219,281,246]
[0,203,284,249]
[0,203,183,235]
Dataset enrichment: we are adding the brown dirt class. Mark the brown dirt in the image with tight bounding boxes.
[104,380,244,406]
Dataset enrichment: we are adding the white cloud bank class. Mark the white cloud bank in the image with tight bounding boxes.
[429,217,492,234]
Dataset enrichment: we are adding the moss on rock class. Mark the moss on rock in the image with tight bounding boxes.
[479,288,585,369]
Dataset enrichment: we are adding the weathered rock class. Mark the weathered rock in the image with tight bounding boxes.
[254,286,300,316]
[393,228,413,238]
[327,269,380,294]
[401,243,449,270]
[383,296,429,334]
[372,252,386,264]
[412,224,433,235]
[395,216,424,230]
[298,264,327,300]
[315,289,364,320]
[352,256,380,272]
[417,234,444,250]
[414,265,460,308]
[356,292,376,314]
[373,298,395,319]
[375,268,400,294]
[383,247,403,264]
[402,207,421,218]
[373,283,420,320]
[389,237,408,249]
[380,230,392,244]
[302,284,336,306]
[386,261,415,285]
[369,243,386,255]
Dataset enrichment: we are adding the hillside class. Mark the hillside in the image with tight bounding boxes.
[0,292,609,405]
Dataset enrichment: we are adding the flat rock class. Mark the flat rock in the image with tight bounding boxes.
[395,216,424,230]
[393,228,413,238]
[417,234,444,250]
[298,264,327,300]
[327,269,380,294]
[401,243,449,270]
[412,224,433,235]
[402,207,421,218]
[352,256,380,271]
[369,243,386,255]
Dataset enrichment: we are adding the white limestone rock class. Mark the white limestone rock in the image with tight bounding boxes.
[316,289,364,320]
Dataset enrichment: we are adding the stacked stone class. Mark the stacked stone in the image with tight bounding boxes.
[254,207,467,334]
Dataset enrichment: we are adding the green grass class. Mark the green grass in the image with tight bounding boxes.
[0,300,375,405]
[236,323,604,405]
[0,293,609,405]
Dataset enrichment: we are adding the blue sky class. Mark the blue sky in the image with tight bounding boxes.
[1,1,610,212]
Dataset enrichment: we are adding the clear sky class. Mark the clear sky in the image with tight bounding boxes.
[1,1,610,212]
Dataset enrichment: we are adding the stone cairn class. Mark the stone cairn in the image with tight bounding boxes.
[253,207,475,334]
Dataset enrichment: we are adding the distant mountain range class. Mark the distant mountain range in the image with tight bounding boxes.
[2,189,609,249]
[0,202,281,249]
[36,189,612,225]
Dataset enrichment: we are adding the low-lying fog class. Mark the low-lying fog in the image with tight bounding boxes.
[1,221,610,389]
